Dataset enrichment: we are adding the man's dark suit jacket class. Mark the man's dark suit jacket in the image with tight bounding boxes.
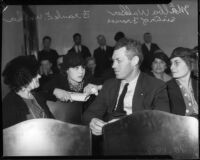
[93,46,114,77]
[167,78,198,116]
[68,45,91,60]
[82,72,170,124]
[140,43,160,72]
[3,91,55,129]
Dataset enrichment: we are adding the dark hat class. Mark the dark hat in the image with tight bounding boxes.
[153,51,170,65]
[61,51,85,71]
[170,47,196,60]
[2,55,40,92]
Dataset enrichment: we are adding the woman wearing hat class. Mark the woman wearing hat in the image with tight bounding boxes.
[149,50,172,82]
[42,51,102,102]
[167,47,198,117]
[2,55,54,129]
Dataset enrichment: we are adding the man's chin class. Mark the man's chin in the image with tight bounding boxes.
[115,75,123,79]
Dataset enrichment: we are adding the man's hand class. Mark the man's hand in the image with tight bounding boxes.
[53,88,73,102]
[89,118,107,135]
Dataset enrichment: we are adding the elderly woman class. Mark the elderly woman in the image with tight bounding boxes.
[42,51,102,102]
[148,50,172,82]
[2,56,54,129]
[167,47,198,117]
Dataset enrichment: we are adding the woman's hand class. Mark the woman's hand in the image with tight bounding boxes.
[83,84,102,96]
[53,88,73,102]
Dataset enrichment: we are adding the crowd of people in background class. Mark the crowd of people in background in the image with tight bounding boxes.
[2,31,198,154]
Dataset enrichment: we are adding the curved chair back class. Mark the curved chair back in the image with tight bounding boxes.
[103,110,198,159]
[47,101,83,124]
[3,119,91,156]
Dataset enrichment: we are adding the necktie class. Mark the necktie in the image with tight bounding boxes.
[112,83,129,117]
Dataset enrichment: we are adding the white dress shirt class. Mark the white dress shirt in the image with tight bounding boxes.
[114,72,140,115]
[75,45,82,53]
[101,45,106,51]
[145,43,151,51]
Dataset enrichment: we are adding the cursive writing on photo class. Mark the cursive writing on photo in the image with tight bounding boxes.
[3,10,90,23]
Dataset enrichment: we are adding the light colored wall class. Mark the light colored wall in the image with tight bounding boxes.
[2,5,25,99]
[36,0,197,56]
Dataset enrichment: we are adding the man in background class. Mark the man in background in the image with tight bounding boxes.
[38,36,59,73]
[68,33,91,60]
[140,32,160,73]
[93,34,114,78]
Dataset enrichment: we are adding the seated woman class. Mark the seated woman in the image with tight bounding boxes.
[148,50,172,82]
[2,55,54,129]
[167,47,198,117]
[42,51,102,104]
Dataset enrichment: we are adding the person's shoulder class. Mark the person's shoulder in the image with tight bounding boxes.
[3,91,17,99]
[3,91,21,105]
[107,45,114,49]
[103,78,119,87]
[152,43,159,47]
[68,47,74,52]
[145,70,155,77]
[94,47,100,52]
[166,78,176,85]
[141,72,165,87]
[141,43,146,48]
[82,45,88,48]
[50,49,58,54]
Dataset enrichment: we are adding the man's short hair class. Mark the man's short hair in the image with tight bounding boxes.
[114,31,125,42]
[144,32,151,36]
[73,33,81,39]
[114,38,143,65]
[96,34,105,40]
[42,36,51,42]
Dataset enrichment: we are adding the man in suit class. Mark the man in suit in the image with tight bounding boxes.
[140,32,160,73]
[38,36,59,73]
[83,38,170,136]
[68,33,91,60]
[93,34,114,78]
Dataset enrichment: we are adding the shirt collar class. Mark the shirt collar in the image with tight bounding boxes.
[121,71,141,85]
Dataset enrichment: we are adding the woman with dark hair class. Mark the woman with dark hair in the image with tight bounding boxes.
[42,51,102,102]
[167,47,198,117]
[148,50,172,82]
[2,55,54,129]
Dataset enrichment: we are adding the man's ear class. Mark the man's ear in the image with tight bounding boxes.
[131,56,139,66]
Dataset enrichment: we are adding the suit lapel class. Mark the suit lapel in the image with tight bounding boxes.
[171,79,186,111]
[132,73,145,112]
[109,79,121,112]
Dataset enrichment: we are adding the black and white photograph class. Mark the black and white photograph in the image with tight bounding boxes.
[2,0,199,158]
